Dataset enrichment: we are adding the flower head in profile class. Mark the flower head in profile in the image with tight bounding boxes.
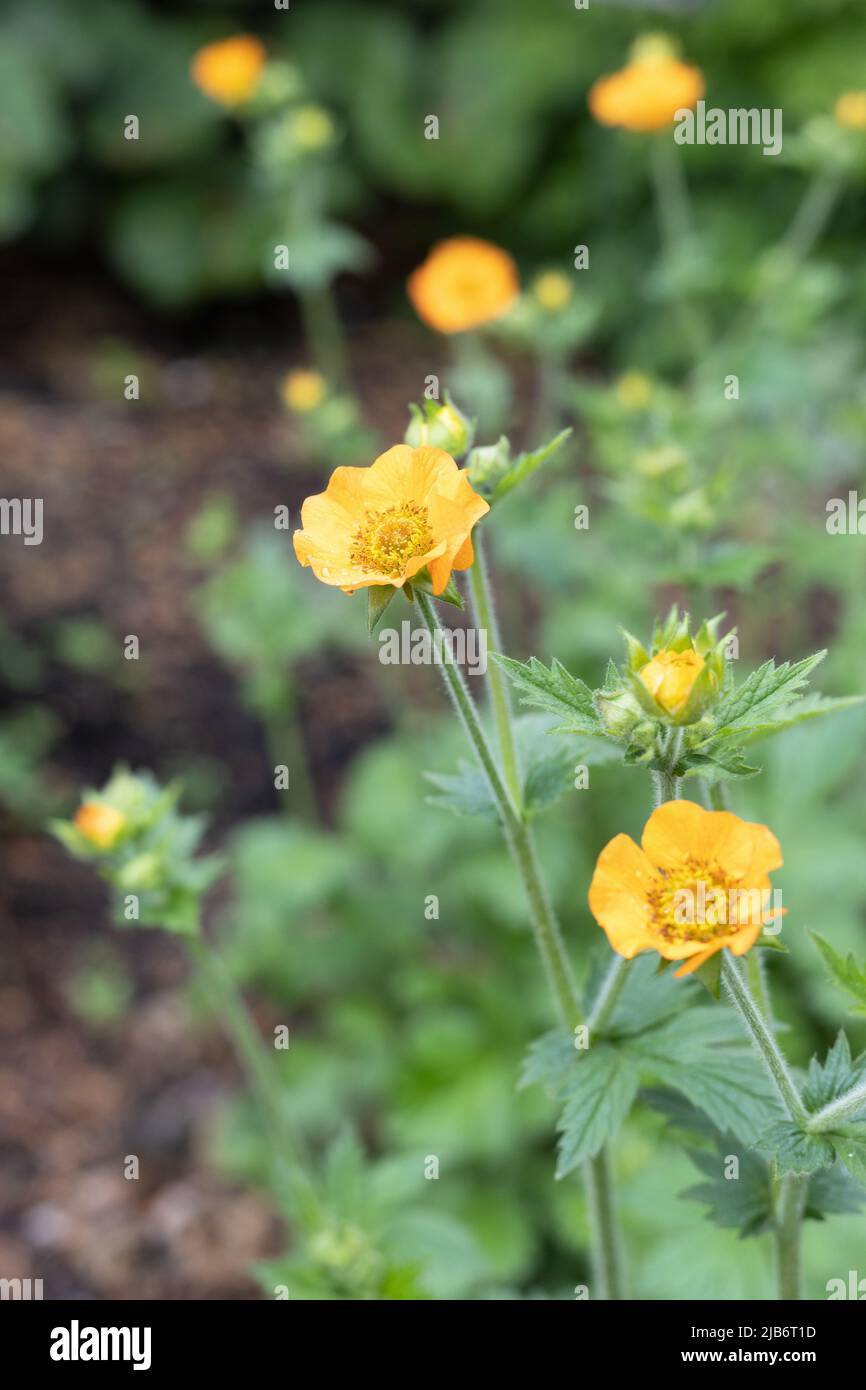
[190,35,266,108]
[589,800,783,977]
[293,445,489,594]
[589,35,704,133]
[834,91,866,131]
[407,238,520,335]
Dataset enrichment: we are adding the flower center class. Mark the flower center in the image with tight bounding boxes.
[350,503,434,576]
[647,856,754,944]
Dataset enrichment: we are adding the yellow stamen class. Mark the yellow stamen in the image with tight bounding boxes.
[350,502,433,576]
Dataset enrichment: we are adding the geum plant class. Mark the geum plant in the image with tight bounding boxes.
[499,607,866,1299]
[54,772,484,1300]
[294,412,866,1300]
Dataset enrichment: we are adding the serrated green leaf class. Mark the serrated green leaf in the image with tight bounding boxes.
[830,1135,866,1190]
[493,654,609,739]
[708,652,827,737]
[681,1145,773,1239]
[810,933,866,1017]
[519,1029,575,1091]
[424,760,497,821]
[757,1120,835,1175]
[489,428,572,503]
[801,1032,865,1112]
[806,1161,866,1217]
[554,1044,640,1178]
[632,1009,781,1144]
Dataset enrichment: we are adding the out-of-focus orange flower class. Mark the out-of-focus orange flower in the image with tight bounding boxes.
[190,35,266,108]
[588,800,783,977]
[407,238,519,334]
[835,91,866,131]
[639,647,706,717]
[281,369,326,413]
[293,445,489,594]
[589,36,704,133]
[74,802,126,850]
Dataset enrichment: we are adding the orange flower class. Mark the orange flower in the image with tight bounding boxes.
[408,238,519,334]
[74,802,126,850]
[639,648,706,717]
[293,444,489,594]
[588,800,783,977]
[589,38,704,133]
[190,35,266,108]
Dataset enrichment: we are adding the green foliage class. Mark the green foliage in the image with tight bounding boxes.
[425,714,616,821]
[811,933,866,1017]
[522,961,778,1179]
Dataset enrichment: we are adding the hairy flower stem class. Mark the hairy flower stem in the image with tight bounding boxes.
[807,1077,866,1133]
[467,536,523,810]
[415,589,577,1026]
[583,1144,626,1301]
[774,1174,806,1301]
[186,935,322,1227]
[652,726,683,805]
[415,587,627,1299]
[720,953,810,1300]
[720,955,808,1126]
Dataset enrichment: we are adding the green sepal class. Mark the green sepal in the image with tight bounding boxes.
[367,584,398,635]
[755,932,788,953]
[692,953,723,999]
[411,570,464,609]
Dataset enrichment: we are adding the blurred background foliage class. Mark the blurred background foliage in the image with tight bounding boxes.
[2,0,866,1299]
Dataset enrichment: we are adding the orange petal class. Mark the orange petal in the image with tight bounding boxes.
[588,833,660,958]
[673,939,726,977]
[642,800,755,878]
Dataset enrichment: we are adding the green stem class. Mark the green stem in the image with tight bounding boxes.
[703,779,729,812]
[533,349,566,443]
[807,1077,866,1133]
[588,954,632,1035]
[746,950,773,1024]
[299,283,348,389]
[417,584,631,1299]
[583,1146,627,1301]
[720,952,809,1300]
[774,1174,806,1301]
[778,170,843,265]
[649,136,706,359]
[257,680,318,822]
[415,589,579,1030]
[467,536,523,811]
[720,954,807,1126]
[186,935,321,1226]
